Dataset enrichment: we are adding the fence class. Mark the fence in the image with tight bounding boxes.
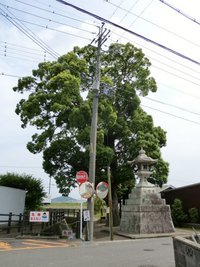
[0,209,82,237]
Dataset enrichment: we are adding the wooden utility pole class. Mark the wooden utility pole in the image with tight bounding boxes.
[108,166,114,240]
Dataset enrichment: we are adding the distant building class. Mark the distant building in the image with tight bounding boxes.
[160,183,200,222]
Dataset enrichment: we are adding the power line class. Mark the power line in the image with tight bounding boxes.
[0,6,60,59]
[125,0,153,27]
[141,104,200,126]
[157,82,200,100]
[108,27,200,77]
[107,0,200,50]
[118,0,142,24]
[1,3,95,35]
[107,30,200,88]
[0,41,54,62]
[149,56,200,83]
[117,86,200,119]
[151,64,200,88]
[9,16,92,41]
[0,40,46,52]
[0,53,44,63]
[13,0,96,27]
[144,97,200,116]
[56,0,200,66]
[158,0,200,26]
[0,44,46,57]
[0,72,21,78]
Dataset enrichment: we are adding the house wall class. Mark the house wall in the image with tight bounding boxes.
[161,183,200,222]
[0,186,26,224]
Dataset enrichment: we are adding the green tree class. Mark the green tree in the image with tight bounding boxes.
[171,198,188,227]
[94,196,106,216]
[13,42,169,225]
[188,207,199,223]
[0,172,45,210]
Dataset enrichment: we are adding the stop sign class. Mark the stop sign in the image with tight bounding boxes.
[76,171,88,184]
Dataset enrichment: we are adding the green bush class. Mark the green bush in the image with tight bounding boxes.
[188,207,199,223]
[94,196,106,217]
[171,198,188,227]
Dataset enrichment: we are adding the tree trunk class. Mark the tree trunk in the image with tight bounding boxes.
[112,186,120,226]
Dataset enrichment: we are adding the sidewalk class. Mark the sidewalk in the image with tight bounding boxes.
[93,222,199,241]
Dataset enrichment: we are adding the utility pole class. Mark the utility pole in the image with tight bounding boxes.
[88,24,110,242]
[107,166,114,240]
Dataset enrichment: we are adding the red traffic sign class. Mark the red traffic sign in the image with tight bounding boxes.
[76,171,88,184]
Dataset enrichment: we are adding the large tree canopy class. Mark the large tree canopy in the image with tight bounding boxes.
[13,42,169,225]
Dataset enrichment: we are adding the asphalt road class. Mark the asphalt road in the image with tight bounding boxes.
[0,237,175,267]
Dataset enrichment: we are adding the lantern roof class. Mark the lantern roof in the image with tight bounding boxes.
[129,148,157,165]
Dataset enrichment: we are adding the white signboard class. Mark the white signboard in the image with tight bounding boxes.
[83,210,90,221]
[29,211,49,222]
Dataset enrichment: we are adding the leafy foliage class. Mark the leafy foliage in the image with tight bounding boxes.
[0,172,45,210]
[94,196,107,216]
[171,198,188,227]
[188,207,199,223]
[13,42,169,224]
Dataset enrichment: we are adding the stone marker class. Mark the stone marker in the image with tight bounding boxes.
[120,148,174,234]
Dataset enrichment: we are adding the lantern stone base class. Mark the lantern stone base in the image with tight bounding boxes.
[120,186,175,234]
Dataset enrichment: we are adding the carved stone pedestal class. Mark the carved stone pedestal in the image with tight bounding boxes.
[120,185,175,234]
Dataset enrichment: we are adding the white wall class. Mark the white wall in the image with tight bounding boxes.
[0,186,26,224]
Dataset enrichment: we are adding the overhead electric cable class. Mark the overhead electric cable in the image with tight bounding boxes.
[0,44,46,57]
[158,0,200,26]
[13,0,96,27]
[106,0,200,50]
[56,0,200,66]
[114,88,200,126]
[0,49,46,62]
[141,104,200,126]
[8,15,92,41]
[151,64,200,88]
[120,0,153,25]
[0,72,21,78]
[148,56,200,82]
[157,82,200,100]
[0,6,60,59]
[108,29,200,78]
[109,0,126,19]
[0,40,49,53]
[118,0,141,24]
[117,87,200,117]
[1,3,95,35]
[144,97,200,116]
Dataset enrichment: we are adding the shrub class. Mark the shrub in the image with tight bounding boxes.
[94,196,106,216]
[188,207,199,223]
[171,198,188,227]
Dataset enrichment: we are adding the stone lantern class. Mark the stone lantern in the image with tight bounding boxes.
[120,149,174,234]
[128,148,157,188]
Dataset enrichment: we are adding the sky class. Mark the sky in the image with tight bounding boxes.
[1,0,200,200]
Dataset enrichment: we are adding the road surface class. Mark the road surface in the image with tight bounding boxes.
[0,237,175,267]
